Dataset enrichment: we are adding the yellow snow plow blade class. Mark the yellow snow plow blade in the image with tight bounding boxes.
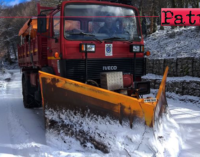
[39,67,168,127]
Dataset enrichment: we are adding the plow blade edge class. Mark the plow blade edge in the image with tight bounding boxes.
[39,67,168,128]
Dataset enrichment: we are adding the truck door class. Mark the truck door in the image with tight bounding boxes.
[47,11,61,75]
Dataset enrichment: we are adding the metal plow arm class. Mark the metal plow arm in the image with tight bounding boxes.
[39,67,168,128]
[154,66,169,126]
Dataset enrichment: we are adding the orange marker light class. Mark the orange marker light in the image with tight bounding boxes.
[81,44,85,52]
[54,52,59,58]
[145,51,151,56]
[141,46,144,52]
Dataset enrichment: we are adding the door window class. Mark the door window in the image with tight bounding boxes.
[53,11,60,37]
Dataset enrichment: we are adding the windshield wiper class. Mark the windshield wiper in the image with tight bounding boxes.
[103,37,132,43]
[67,31,102,43]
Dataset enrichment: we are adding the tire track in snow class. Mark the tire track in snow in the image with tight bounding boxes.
[4,76,41,156]
[0,81,7,96]
[7,104,30,144]
[0,80,16,155]
[6,96,37,156]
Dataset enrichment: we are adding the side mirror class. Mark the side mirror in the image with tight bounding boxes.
[37,14,47,33]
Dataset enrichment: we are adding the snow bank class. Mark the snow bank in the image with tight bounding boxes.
[154,113,183,157]
[145,26,200,59]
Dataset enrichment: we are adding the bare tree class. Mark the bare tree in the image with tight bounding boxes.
[0,0,37,63]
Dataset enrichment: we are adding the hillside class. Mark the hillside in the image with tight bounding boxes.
[145,26,200,59]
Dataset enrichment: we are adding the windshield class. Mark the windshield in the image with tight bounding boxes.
[64,4,141,41]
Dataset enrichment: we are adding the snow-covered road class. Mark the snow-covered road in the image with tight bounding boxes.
[0,70,199,157]
[0,70,46,156]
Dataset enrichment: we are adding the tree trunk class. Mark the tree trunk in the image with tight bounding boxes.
[12,43,17,60]
[150,1,155,34]
[179,0,184,28]
[196,0,200,30]
[153,2,158,33]
[150,0,158,34]
[6,46,12,64]
[184,0,188,28]
[139,0,143,18]
[191,0,198,8]
[171,0,176,29]
[158,0,165,30]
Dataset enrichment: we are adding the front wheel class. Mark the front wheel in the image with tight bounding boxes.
[22,73,35,108]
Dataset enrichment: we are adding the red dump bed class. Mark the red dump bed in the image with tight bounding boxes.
[18,17,50,68]
[18,35,48,68]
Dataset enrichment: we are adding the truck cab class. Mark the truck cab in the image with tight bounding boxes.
[42,1,145,85]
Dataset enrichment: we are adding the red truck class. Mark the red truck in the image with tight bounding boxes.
[18,0,151,108]
[17,1,172,142]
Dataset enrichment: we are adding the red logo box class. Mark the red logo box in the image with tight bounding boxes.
[161,8,200,26]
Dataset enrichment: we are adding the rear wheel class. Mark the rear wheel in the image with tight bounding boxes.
[22,72,37,108]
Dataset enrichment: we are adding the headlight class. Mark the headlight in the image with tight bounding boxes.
[133,46,140,52]
[130,45,144,53]
[80,43,95,52]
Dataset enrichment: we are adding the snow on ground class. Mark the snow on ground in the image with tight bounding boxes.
[0,70,69,157]
[145,26,200,59]
[46,108,183,157]
[46,110,166,157]
[150,90,200,157]
[0,69,12,81]
[1,70,200,157]
[168,97,200,157]
[0,60,19,70]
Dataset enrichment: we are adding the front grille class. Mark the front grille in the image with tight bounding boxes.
[60,58,144,81]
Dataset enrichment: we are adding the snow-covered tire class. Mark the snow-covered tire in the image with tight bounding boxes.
[22,73,36,108]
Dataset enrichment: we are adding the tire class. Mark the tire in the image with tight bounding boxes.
[33,67,55,106]
[22,73,36,108]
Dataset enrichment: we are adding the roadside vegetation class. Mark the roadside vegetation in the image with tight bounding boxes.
[0,0,199,65]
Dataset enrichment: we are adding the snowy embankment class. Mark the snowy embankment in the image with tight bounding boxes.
[145,26,200,59]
